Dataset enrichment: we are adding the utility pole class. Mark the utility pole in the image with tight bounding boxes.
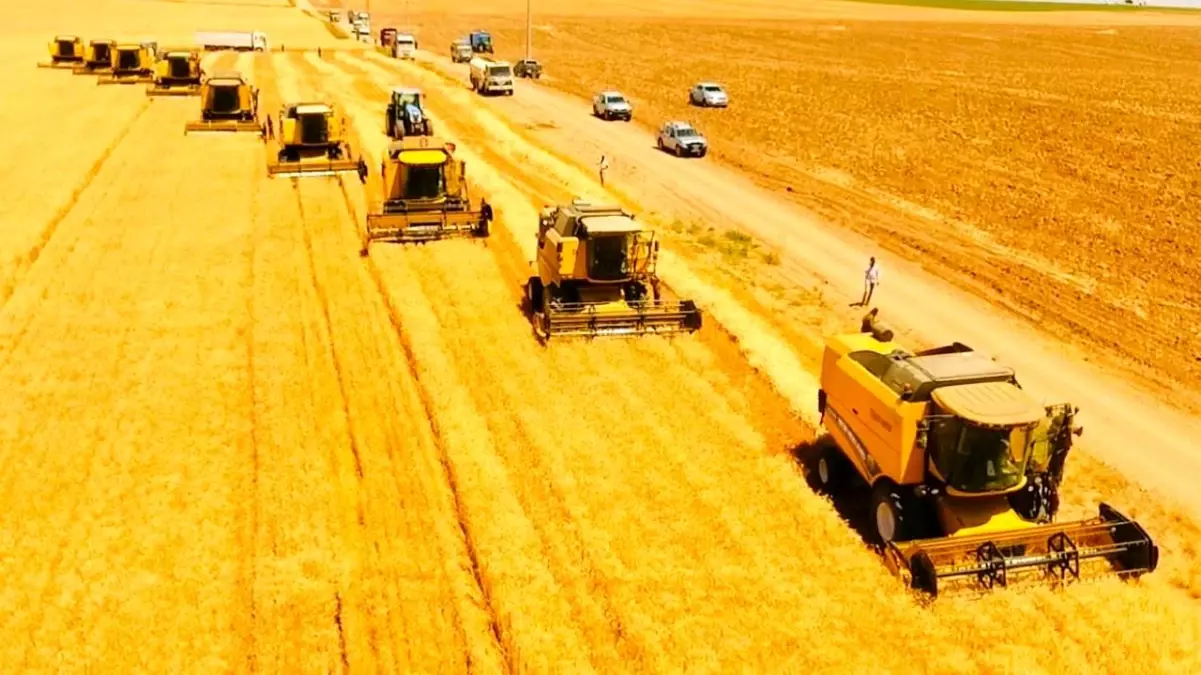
[525,0,532,61]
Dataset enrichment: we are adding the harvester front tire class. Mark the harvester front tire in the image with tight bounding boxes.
[525,276,544,317]
[812,441,845,494]
[870,481,915,545]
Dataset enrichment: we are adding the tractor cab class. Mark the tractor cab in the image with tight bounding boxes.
[469,30,493,53]
[386,87,431,138]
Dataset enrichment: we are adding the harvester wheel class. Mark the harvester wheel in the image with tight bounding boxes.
[525,276,544,316]
[812,441,845,494]
[870,481,916,544]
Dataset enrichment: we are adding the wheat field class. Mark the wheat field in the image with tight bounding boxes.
[5,0,1201,671]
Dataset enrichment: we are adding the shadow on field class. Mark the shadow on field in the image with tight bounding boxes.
[790,435,881,550]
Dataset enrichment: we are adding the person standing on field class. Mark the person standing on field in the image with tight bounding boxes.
[861,256,881,307]
[597,154,610,187]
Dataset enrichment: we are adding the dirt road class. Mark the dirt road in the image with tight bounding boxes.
[375,49,1201,524]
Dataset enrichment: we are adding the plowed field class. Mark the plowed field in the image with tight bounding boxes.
[6,0,1201,672]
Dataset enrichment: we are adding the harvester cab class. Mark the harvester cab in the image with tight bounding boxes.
[72,39,115,74]
[814,314,1159,596]
[147,50,202,96]
[184,71,265,135]
[38,35,84,68]
[386,87,433,139]
[360,137,490,254]
[267,102,368,180]
[524,200,702,340]
[98,42,155,84]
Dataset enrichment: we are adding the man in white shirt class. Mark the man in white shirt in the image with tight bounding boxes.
[598,154,610,186]
[861,256,880,306]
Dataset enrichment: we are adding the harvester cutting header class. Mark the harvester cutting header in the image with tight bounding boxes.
[813,313,1158,596]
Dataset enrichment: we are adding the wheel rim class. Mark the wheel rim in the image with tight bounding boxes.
[876,501,897,542]
[817,457,830,485]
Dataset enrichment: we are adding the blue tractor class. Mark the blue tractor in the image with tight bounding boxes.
[386,87,433,139]
[469,30,493,54]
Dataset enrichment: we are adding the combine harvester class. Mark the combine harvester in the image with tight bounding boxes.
[524,199,703,340]
[184,71,265,135]
[37,35,84,69]
[813,313,1159,597]
[98,42,156,84]
[267,102,368,180]
[72,39,115,75]
[146,49,203,96]
[360,137,491,254]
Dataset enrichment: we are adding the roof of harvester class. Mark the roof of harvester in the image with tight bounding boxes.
[294,104,332,114]
[932,381,1045,427]
[580,215,640,234]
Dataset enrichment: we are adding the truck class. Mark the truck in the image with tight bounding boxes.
[469,30,493,54]
[392,33,416,59]
[195,31,268,52]
[451,39,472,63]
[468,57,513,96]
[379,27,397,48]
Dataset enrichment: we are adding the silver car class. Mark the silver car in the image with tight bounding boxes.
[657,121,708,158]
[689,82,729,108]
[592,90,632,121]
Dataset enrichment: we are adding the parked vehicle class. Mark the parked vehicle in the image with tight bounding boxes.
[689,81,729,108]
[656,121,708,157]
[592,91,632,121]
[514,59,542,79]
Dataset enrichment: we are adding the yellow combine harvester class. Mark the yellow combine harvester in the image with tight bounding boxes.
[73,39,116,75]
[267,102,367,179]
[813,313,1159,597]
[523,199,703,340]
[184,71,265,135]
[146,49,203,96]
[98,42,156,84]
[360,137,491,254]
[37,35,84,68]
